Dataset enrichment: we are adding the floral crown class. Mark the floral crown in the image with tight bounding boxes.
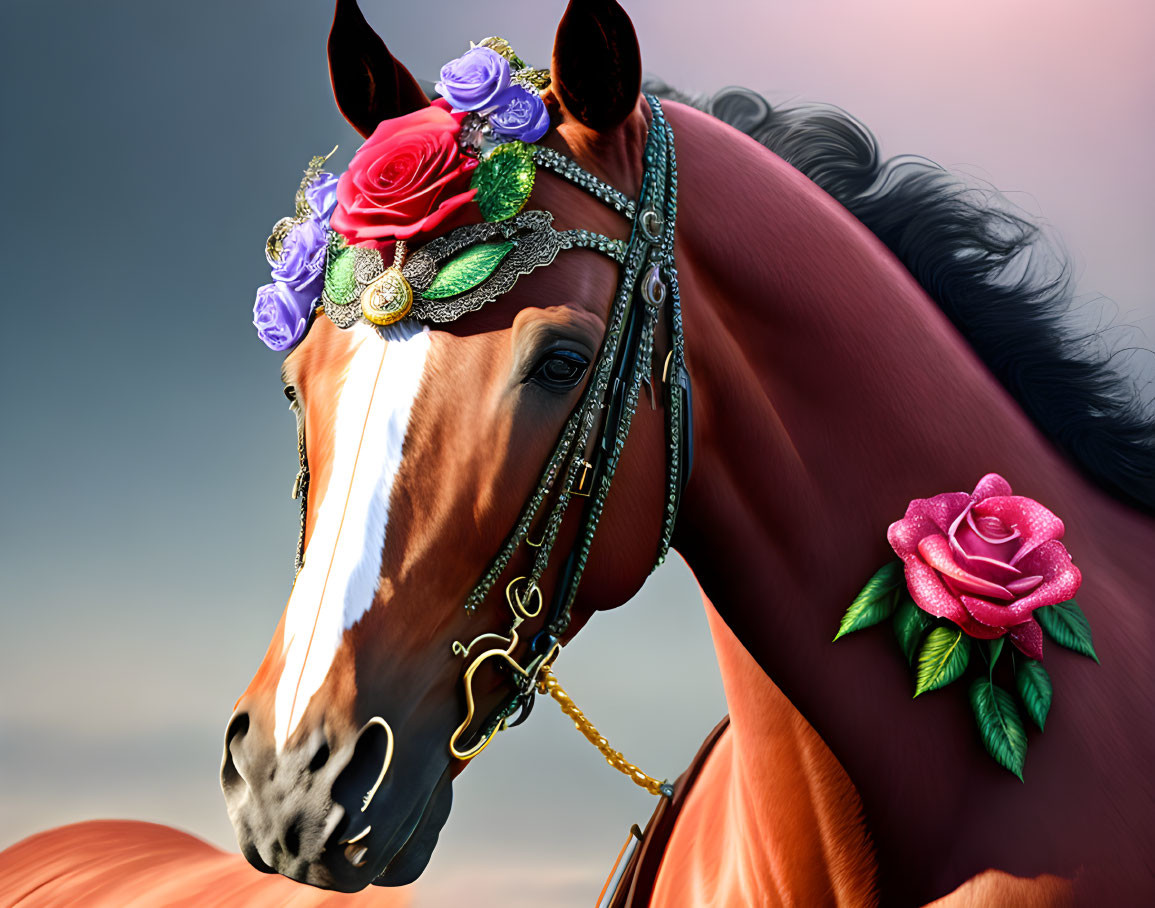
[254,37,616,350]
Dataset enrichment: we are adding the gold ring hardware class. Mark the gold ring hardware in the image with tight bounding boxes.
[452,633,509,659]
[447,629,563,763]
[448,629,523,761]
[505,576,543,622]
[357,717,395,813]
[447,627,552,761]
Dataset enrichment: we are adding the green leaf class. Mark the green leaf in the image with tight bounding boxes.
[988,637,1005,675]
[914,627,971,696]
[892,593,934,664]
[423,242,515,300]
[834,561,904,641]
[472,141,536,222]
[1016,659,1052,731]
[1036,599,1099,663]
[323,245,357,306]
[970,678,1028,780]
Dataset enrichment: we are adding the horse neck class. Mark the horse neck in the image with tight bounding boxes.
[661,100,1155,900]
[681,584,879,905]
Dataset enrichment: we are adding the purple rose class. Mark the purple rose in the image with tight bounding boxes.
[305,172,339,224]
[271,217,326,298]
[253,282,311,351]
[489,85,551,143]
[435,46,511,113]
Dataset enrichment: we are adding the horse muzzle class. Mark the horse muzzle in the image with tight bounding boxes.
[220,707,446,890]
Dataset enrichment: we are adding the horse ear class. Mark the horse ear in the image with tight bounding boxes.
[551,0,642,132]
[328,0,430,138]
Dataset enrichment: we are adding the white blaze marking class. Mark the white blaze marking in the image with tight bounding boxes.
[274,321,431,751]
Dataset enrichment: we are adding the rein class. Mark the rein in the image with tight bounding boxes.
[446,95,692,794]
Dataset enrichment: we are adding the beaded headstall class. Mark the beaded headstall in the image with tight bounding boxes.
[255,39,691,796]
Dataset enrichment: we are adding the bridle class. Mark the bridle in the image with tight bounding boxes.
[285,93,691,795]
[444,94,692,784]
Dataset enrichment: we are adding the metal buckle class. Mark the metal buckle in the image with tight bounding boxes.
[641,262,666,309]
[570,459,594,497]
[639,207,663,244]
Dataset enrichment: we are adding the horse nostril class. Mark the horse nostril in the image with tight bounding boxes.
[283,815,302,858]
[308,741,330,774]
[220,711,250,792]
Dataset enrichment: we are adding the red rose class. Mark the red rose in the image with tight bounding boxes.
[330,104,479,250]
[887,473,1082,659]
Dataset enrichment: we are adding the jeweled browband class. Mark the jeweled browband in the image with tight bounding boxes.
[323,206,627,327]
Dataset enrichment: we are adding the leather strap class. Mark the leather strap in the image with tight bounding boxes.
[607,716,731,907]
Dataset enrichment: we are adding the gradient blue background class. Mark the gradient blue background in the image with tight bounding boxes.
[2,1,1151,904]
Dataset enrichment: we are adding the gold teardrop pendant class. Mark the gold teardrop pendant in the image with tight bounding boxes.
[361,241,413,326]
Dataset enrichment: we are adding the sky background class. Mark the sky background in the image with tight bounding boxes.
[1,1,1153,905]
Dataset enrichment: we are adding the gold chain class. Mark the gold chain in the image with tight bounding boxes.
[538,665,670,798]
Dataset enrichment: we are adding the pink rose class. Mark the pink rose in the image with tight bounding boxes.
[329,103,479,251]
[886,473,1081,659]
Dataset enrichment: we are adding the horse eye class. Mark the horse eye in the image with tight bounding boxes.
[527,349,590,393]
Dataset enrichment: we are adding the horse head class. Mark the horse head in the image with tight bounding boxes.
[221,0,675,890]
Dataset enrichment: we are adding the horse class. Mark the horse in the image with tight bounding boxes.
[0,820,411,907]
[220,0,1155,904]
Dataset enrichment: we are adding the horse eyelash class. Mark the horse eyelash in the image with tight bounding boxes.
[521,347,591,384]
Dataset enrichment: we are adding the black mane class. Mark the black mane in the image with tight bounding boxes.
[647,81,1155,517]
